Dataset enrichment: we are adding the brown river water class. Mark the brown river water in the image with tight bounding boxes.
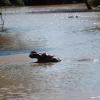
[0,5,100,100]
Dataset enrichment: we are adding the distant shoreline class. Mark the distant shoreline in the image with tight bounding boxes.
[0,4,100,14]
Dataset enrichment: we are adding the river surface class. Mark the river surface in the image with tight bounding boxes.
[0,7,100,100]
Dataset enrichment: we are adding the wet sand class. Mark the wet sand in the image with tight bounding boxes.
[0,54,31,64]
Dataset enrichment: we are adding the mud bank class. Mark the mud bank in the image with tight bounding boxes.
[0,54,31,64]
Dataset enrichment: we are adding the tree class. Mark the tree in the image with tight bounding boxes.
[0,0,11,6]
[85,0,92,9]
[23,0,28,5]
[88,0,100,7]
[16,0,25,6]
[4,0,11,5]
[10,0,25,6]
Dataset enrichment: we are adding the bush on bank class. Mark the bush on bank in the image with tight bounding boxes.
[88,0,100,7]
[0,0,83,6]
[0,0,100,7]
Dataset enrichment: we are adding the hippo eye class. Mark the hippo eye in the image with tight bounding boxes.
[32,52,35,53]
[31,51,37,53]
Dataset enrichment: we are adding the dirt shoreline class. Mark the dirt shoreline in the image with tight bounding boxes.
[0,54,31,64]
[0,4,100,14]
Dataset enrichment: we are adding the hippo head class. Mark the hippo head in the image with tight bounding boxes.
[29,51,40,58]
[29,50,61,63]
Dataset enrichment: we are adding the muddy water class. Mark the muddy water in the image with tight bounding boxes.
[0,7,100,100]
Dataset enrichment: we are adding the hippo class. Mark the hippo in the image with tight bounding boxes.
[29,50,61,63]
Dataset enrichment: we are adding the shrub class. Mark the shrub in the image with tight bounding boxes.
[88,0,100,7]
[16,0,25,6]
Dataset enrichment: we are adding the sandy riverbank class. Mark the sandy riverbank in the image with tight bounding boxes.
[0,54,31,64]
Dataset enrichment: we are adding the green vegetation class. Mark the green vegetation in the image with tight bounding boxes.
[88,0,100,7]
[0,0,10,6]
[14,0,25,6]
[0,0,80,6]
[3,0,11,5]
[0,0,99,7]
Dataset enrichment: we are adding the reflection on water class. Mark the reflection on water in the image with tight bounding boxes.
[0,7,100,100]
